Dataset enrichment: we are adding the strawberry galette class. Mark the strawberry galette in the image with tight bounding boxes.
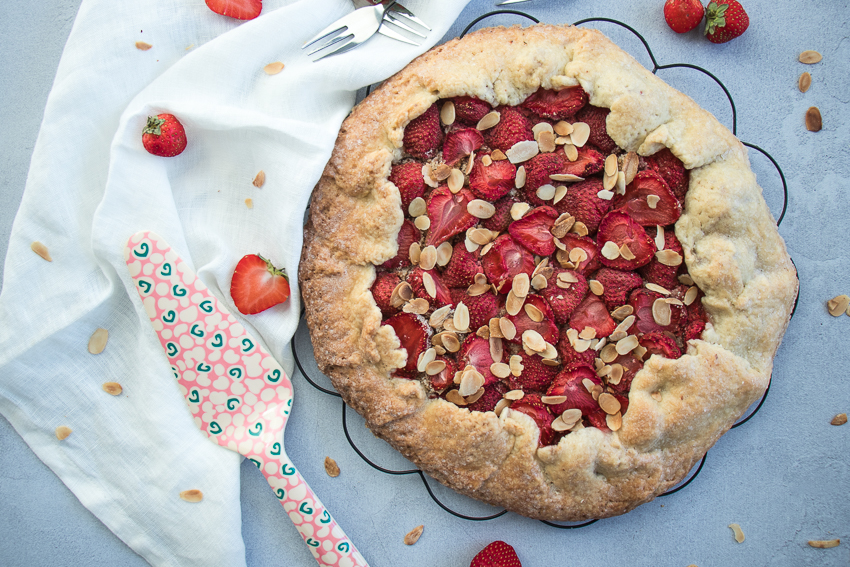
[299,24,797,521]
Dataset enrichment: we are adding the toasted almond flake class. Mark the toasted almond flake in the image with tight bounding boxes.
[601,241,620,260]
[633,345,647,360]
[489,336,503,363]
[561,408,582,424]
[179,489,203,503]
[656,249,683,267]
[579,326,597,341]
[541,395,567,405]
[598,189,615,200]
[619,243,636,260]
[574,338,591,353]
[459,368,485,396]
[417,347,437,373]
[500,318,517,341]
[135,41,153,51]
[464,236,479,254]
[31,241,52,262]
[646,283,671,295]
[323,456,341,477]
[604,154,618,176]
[569,247,588,264]
[582,378,596,393]
[616,335,639,355]
[440,100,456,125]
[549,173,584,183]
[616,171,626,194]
[417,246,436,271]
[603,172,617,191]
[554,136,570,145]
[55,425,72,440]
[553,121,574,136]
[651,391,663,402]
[252,170,266,188]
[468,199,496,219]
[551,416,570,431]
[432,163,451,182]
[570,122,590,147]
[244,198,253,209]
[566,328,579,346]
[537,130,556,153]
[622,152,639,184]
[422,164,438,187]
[541,341,558,359]
[408,196,426,218]
[434,345,446,356]
[444,168,463,193]
[512,273,530,298]
[830,413,847,426]
[654,225,665,250]
[390,281,413,307]
[505,290,525,316]
[445,389,467,406]
[678,274,695,286]
[808,539,840,548]
[477,110,501,130]
[827,294,850,316]
[598,392,621,415]
[563,143,579,162]
[588,280,604,296]
[429,306,451,328]
[431,243,452,269]
[532,122,554,138]
[523,303,543,323]
[606,411,622,431]
[608,364,624,385]
[490,149,507,161]
[798,71,812,93]
[469,228,492,246]
[548,184,566,205]
[442,333,461,353]
[652,298,672,326]
[502,390,524,402]
[464,152,475,175]
[530,273,548,291]
[616,315,636,333]
[489,362,510,379]
[494,398,511,416]
[453,302,470,332]
[536,184,556,201]
[510,204,531,224]
[419,271,436,299]
[507,140,539,164]
[728,523,745,543]
[88,328,109,354]
[572,221,589,237]
[799,50,823,64]
[609,330,627,342]
[509,354,523,376]
[425,360,447,376]
[263,61,285,75]
[467,283,491,297]
[475,273,488,286]
[413,215,430,231]
[679,285,698,307]
[647,194,661,209]
[488,318,503,339]
[806,106,822,131]
[403,298,429,315]
[102,382,123,396]
[664,297,683,306]
[476,326,490,339]
[403,524,424,546]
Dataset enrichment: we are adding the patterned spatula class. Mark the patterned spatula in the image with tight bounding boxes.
[125,230,368,567]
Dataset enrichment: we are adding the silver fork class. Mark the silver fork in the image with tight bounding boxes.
[302,1,397,60]
[353,0,431,41]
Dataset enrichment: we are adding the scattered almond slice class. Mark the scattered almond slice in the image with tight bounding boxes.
[798,71,812,93]
[808,539,840,548]
[563,143,578,162]
[440,101,456,125]
[447,168,465,193]
[252,170,266,187]
[244,198,254,209]
[799,50,822,64]
[537,184,556,201]
[656,249,683,267]
[404,525,424,545]
[88,328,109,354]
[506,140,539,163]
[324,456,341,477]
[601,241,620,260]
[490,149,507,161]
[179,489,203,503]
[827,294,850,316]
[570,122,590,147]
[31,241,52,262]
[476,111,501,130]
[622,152,639,184]
[135,41,152,51]
[831,413,847,426]
[453,302,470,332]
[806,106,822,131]
[445,390,467,406]
[549,173,584,182]
[55,425,72,440]
[408,197,426,217]
[468,199,496,219]
[500,318,517,341]
[515,166,527,189]
[102,382,123,396]
[728,523,745,543]
[537,130,556,153]
[263,61,285,75]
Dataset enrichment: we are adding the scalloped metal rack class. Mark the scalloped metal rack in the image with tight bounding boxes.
[293,9,798,530]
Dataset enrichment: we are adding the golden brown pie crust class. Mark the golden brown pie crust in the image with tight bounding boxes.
[299,24,798,521]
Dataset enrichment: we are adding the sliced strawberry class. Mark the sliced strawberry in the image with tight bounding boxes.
[408,267,454,309]
[383,312,431,377]
[380,219,420,270]
[683,293,707,342]
[644,147,690,203]
[555,178,612,235]
[596,211,656,270]
[561,145,605,178]
[441,242,483,288]
[230,254,290,314]
[557,234,601,275]
[508,206,558,256]
[371,271,401,317]
[388,161,427,212]
[481,234,535,293]
[509,392,557,447]
[640,228,684,290]
[628,287,684,335]
[429,355,456,391]
[556,334,597,368]
[452,96,492,126]
[458,335,503,386]
[569,293,616,338]
[452,288,499,331]
[586,408,610,431]
[593,267,644,311]
[425,187,477,247]
[574,105,617,153]
[546,365,601,416]
[467,382,507,413]
[205,0,262,20]
[520,86,588,120]
[443,128,484,166]
[612,170,682,226]
[606,354,643,397]
[639,331,682,360]
[403,104,443,160]
[505,351,558,392]
[470,541,522,567]
[540,268,588,325]
[522,153,568,205]
[504,294,559,346]
[469,155,516,201]
[481,195,518,233]
[486,106,534,152]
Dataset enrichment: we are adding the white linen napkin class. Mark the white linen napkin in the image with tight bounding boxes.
[0,0,469,564]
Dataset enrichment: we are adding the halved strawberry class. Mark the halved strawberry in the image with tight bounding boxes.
[628,287,684,335]
[639,331,682,360]
[504,294,559,346]
[561,145,605,178]
[640,228,684,290]
[458,335,504,386]
[389,161,427,212]
[481,234,535,293]
[452,288,499,331]
[558,234,601,275]
[522,153,568,204]
[481,195,518,233]
[452,96,492,126]
[408,267,454,309]
[467,382,507,413]
[520,87,588,120]
[586,408,610,431]
[644,147,690,203]
[505,351,558,392]
[540,268,589,324]
[486,106,533,152]
[205,0,262,20]
[443,128,484,166]
[470,541,522,567]
[383,312,431,377]
[593,267,644,311]
[569,293,616,338]
[469,155,516,201]
[683,293,708,342]
[509,392,556,447]
[230,254,290,314]
[371,271,401,317]
[612,170,682,226]
[556,334,597,368]
[381,219,420,270]
[403,104,443,160]
[596,211,656,270]
[425,187,477,247]
[555,178,612,235]
[429,355,456,391]
[441,242,483,288]
[545,365,601,416]
[508,206,558,256]
[606,354,643,397]
[574,105,617,153]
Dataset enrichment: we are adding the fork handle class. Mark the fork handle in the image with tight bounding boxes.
[253,447,369,567]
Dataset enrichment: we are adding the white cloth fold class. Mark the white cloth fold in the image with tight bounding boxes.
[0,0,469,564]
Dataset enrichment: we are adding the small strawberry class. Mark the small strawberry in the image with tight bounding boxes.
[408,267,454,309]
[704,0,749,44]
[142,114,187,157]
[467,382,507,413]
[596,211,656,270]
[441,242,483,288]
[505,351,559,392]
[593,267,644,311]
[639,331,682,360]
[640,228,684,290]
[481,195,518,233]
[459,335,504,386]
[605,354,643,396]
[371,271,401,317]
[381,219,420,270]
[555,178,612,235]
[521,87,588,120]
[481,234,535,293]
[522,153,568,205]
[612,170,682,227]
[644,148,690,204]
[574,106,617,153]
[403,104,443,159]
[664,0,705,33]
[425,187,477,247]
[470,541,522,567]
[469,155,516,201]
[545,364,601,416]
[230,254,290,314]
[558,234,601,275]
[509,393,557,447]
[383,312,431,377]
[486,107,534,152]
[457,290,500,331]
[429,355,457,391]
[388,161,427,212]
[443,128,484,166]
[569,293,616,338]
[540,268,589,324]
[205,0,262,20]
[628,287,684,335]
[452,96,492,125]
[504,294,560,347]
[556,334,597,368]
[508,206,559,256]
[561,145,605,178]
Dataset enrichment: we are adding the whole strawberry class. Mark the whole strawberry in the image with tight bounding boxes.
[704,0,749,44]
[664,0,705,34]
[230,254,290,314]
[142,114,187,157]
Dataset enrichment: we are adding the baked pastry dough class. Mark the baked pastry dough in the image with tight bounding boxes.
[299,24,797,521]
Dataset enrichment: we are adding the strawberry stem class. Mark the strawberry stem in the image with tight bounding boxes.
[704,1,728,35]
[143,116,166,136]
[260,255,288,280]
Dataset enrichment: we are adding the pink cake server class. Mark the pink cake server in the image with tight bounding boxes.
[125,230,368,567]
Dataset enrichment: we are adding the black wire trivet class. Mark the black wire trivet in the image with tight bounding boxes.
[293,10,799,530]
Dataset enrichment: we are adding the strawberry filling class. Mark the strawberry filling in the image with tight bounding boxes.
[481,234,535,292]
[425,187,477,246]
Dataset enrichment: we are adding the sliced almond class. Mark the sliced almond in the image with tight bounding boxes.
[798,71,812,93]
[417,347,437,373]
[467,283,491,297]
[537,130,556,153]
[656,249,683,267]
[504,389,525,401]
[510,202,530,220]
[422,164,439,187]
[611,304,634,320]
[403,298,429,315]
[827,294,850,316]
[830,413,847,426]
[572,221,589,237]
[551,416,571,432]
[679,273,695,286]
[481,154,493,166]
[429,306,451,328]
[409,242,421,265]
[408,196,426,218]
[55,425,72,440]
[102,382,123,396]
[440,101,456,125]
[531,273,548,291]
[654,225,665,251]
[603,154,618,176]
[179,489,203,503]
[476,110,501,131]
[506,140,539,164]
[598,188,615,200]
[606,411,622,432]
[729,523,745,543]
[87,327,109,355]
[601,241,620,260]
[490,362,511,379]
[608,364,624,385]
[425,360,447,376]
[512,273,530,298]
[263,61,285,75]
[622,152,639,185]
[569,247,588,264]
[434,242,453,267]
[500,318,517,341]
[683,285,699,306]
[652,298,672,326]
[433,163,452,181]
[459,368,485,396]
[542,395,567,405]
[445,389,467,406]
[506,290,525,316]
[616,171,626,194]
[589,280,604,296]
[598,392,621,415]
[615,335,639,355]
[447,169,465,193]
[554,121,574,136]
[806,106,822,132]
[536,184,556,201]
[799,50,823,64]
[135,41,153,51]
[324,456,341,477]
[509,354,523,377]
[619,243,636,261]
[419,245,437,271]
[564,142,579,162]
[490,149,507,161]
[489,336,503,363]
[553,185,568,205]
[514,165,527,189]
[421,271,437,299]
[646,283,671,295]
[549,173,584,183]
[494,398,511,416]
[646,194,661,209]
[244,198,253,209]
[603,172,617,192]
[414,215,431,231]
[404,525,424,545]
[808,539,839,549]
[570,122,590,147]
[31,241,52,262]
[524,303,544,323]
[453,302,470,332]
[468,199,496,219]
[522,330,546,352]
[252,170,266,187]
[442,332,461,353]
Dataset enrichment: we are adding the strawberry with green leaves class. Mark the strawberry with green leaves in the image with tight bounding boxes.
[704,0,750,44]
[142,114,187,157]
[664,0,705,33]
[230,254,290,314]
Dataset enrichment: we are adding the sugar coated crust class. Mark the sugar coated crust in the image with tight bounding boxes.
[299,24,798,521]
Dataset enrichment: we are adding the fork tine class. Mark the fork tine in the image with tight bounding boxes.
[384,12,427,38]
[310,35,358,60]
[302,20,350,49]
[378,25,421,46]
[307,33,354,57]
[387,3,431,31]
